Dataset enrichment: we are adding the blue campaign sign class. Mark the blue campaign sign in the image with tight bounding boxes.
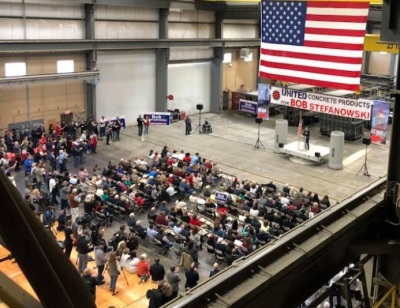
[105,115,127,130]
[143,112,171,125]
[215,191,228,204]
[239,99,258,115]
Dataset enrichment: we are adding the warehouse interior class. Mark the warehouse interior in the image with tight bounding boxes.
[1,0,400,307]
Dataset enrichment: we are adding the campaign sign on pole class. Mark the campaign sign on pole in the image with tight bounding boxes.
[143,112,171,125]
[105,116,127,129]
[239,99,258,115]
[215,191,228,204]
[371,100,390,145]
[270,86,372,120]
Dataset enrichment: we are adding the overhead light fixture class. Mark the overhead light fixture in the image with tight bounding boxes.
[223,53,232,64]
[244,53,253,62]
[379,52,388,55]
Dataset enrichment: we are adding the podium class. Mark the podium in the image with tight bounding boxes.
[298,135,306,151]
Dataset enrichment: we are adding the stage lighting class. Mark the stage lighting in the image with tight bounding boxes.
[362,138,371,145]
[255,117,263,124]
[196,104,203,111]
[315,152,321,158]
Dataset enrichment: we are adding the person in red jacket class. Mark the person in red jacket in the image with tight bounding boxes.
[189,214,202,227]
[137,253,150,283]
[90,134,98,154]
[55,122,61,137]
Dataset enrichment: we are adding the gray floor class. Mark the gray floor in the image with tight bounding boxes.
[12,110,390,306]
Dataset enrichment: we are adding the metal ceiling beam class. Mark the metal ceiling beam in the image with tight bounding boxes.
[0,39,260,53]
[0,71,99,85]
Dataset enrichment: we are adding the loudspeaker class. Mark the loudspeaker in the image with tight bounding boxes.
[315,152,321,158]
[279,143,284,148]
[362,138,371,145]
[174,108,180,113]
[196,104,203,111]
[255,118,263,124]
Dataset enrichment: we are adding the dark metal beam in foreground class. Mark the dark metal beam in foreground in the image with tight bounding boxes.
[166,178,387,308]
[0,39,260,53]
[0,171,95,307]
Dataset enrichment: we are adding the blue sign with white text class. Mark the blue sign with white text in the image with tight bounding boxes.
[215,191,228,204]
[239,99,258,115]
[143,112,171,125]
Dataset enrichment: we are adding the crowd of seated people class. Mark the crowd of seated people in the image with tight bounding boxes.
[2,132,335,299]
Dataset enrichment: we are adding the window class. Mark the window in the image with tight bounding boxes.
[223,53,232,64]
[57,60,74,73]
[5,62,26,77]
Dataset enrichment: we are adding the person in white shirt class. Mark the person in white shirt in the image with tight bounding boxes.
[280,193,290,208]
[49,174,57,205]
[125,251,139,274]
[166,183,176,197]
[120,248,130,268]
[177,150,185,161]
[249,204,259,217]
[99,116,106,138]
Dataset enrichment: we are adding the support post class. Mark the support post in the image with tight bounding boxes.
[85,4,96,120]
[155,8,169,112]
[210,12,224,114]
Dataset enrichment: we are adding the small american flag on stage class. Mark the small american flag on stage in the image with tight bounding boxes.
[259,1,369,91]
[297,118,303,136]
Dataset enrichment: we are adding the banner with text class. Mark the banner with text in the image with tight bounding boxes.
[270,87,372,120]
[215,191,229,204]
[239,99,258,115]
[143,112,171,125]
[371,100,390,145]
[105,116,127,130]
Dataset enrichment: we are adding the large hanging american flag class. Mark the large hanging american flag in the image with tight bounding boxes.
[259,1,369,91]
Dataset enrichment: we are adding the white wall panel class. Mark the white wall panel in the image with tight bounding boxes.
[0,3,83,18]
[368,52,391,75]
[169,47,213,61]
[95,21,158,39]
[168,62,211,115]
[95,5,158,21]
[0,18,24,39]
[169,10,214,23]
[96,50,156,126]
[26,19,84,39]
[25,4,83,19]
[169,23,214,39]
[223,24,258,39]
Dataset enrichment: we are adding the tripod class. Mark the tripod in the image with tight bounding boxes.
[104,260,129,286]
[357,144,370,177]
[254,123,265,150]
[193,109,202,134]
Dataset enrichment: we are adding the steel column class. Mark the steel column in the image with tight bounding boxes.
[385,41,400,203]
[210,12,224,114]
[85,4,97,121]
[155,8,169,112]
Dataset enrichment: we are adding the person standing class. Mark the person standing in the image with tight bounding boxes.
[303,127,310,150]
[166,266,180,299]
[185,116,192,136]
[82,268,99,303]
[99,116,106,138]
[108,251,120,296]
[76,230,91,274]
[105,124,112,145]
[137,115,144,136]
[184,262,199,290]
[209,263,220,277]
[150,258,165,282]
[144,116,150,135]
[94,242,107,285]
[64,220,75,258]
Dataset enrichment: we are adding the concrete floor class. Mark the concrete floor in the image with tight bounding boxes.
[11,110,391,307]
[116,110,390,203]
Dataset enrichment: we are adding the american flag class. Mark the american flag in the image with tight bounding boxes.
[297,118,303,136]
[260,1,369,91]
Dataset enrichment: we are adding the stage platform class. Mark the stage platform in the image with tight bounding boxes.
[280,141,330,164]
